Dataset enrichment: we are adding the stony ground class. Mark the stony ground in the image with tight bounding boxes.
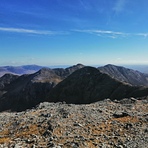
[0,98,147,148]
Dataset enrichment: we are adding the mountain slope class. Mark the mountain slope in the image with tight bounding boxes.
[0,74,19,90]
[98,64,148,86]
[0,68,62,111]
[0,74,19,99]
[47,66,148,104]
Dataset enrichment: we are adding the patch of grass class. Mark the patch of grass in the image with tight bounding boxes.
[15,124,42,138]
[113,116,139,123]
[0,137,10,144]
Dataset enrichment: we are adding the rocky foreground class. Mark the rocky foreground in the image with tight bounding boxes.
[0,98,147,148]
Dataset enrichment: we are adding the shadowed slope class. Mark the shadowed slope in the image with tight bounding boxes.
[0,68,62,111]
[0,74,19,90]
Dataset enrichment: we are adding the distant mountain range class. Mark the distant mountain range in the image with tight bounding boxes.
[0,64,148,111]
[0,65,43,77]
[124,65,148,74]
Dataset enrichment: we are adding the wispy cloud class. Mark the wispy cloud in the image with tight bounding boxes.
[0,27,68,35]
[73,29,148,39]
[136,33,148,38]
[73,29,129,38]
[113,0,127,13]
[79,0,87,9]
[1,27,148,39]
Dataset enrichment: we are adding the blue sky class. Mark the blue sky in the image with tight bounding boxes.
[0,0,148,66]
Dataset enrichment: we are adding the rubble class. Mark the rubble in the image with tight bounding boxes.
[0,98,147,148]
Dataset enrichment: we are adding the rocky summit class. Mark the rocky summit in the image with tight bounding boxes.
[0,97,147,148]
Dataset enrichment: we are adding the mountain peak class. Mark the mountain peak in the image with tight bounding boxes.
[66,63,85,69]
[47,66,148,104]
[98,64,148,86]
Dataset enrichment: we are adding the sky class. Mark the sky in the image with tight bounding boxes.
[0,0,148,66]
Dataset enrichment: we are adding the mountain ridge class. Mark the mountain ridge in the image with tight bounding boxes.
[0,64,148,112]
[0,64,84,111]
[47,66,148,104]
[98,64,148,86]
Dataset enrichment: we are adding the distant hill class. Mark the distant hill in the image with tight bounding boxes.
[0,65,43,77]
[124,65,148,74]
[47,66,148,104]
[98,64,148,86]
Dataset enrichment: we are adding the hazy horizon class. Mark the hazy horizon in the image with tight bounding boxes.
[1,0,148,66]
[0,63,148,71]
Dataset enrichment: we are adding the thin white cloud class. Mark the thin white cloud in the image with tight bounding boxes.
[73,29,148,39]
[113,0,127,13]
[73,29,129,38]
[0,27,67,35]
[1,27,148,39]
[80,0,87,9]
[136,33,148,38]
